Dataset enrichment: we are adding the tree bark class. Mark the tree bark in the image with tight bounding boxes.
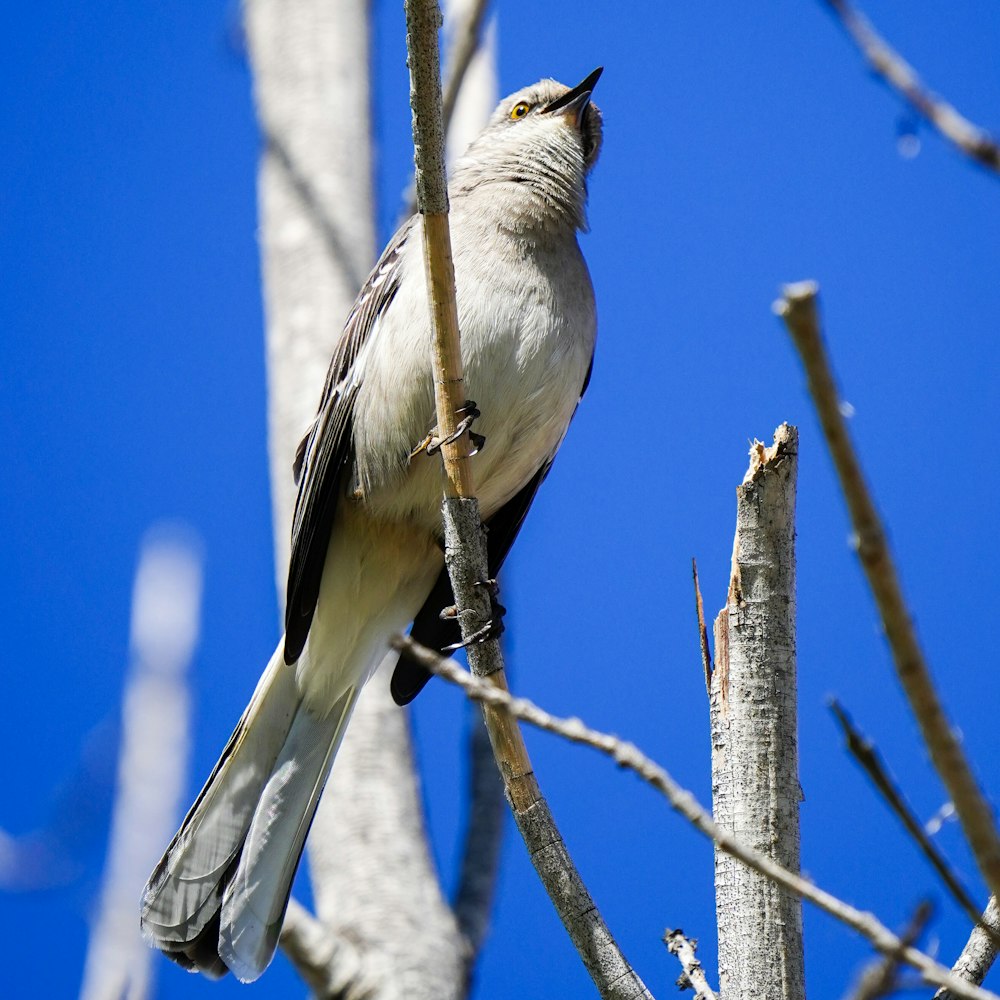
[936,897,1000,1000]
[711,423,804,1000]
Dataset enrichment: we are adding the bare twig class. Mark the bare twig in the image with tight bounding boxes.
[400,0,493,219]
[403,4,650,997]
[663,930,717,1000]
[936,897,1000,1000]
[395,635,1000,1000]
[691,559,711,695]
[830,700,992,940]
[844,901,934,1000]
[821,0,1000,174]
[279,899,380,1000]
[776,281,1000,909]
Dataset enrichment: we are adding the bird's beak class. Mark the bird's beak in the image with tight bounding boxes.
[542,67,603,127]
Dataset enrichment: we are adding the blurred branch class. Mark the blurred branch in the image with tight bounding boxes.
[936,898,1000,1000]
[403,4,651,997]
[80,528,202,1000]
[776,281,1000,908]
[260,124,368,295]
[844,901,933,1000]
[279,899,380,1000]
[395,635,1000,1000]
[821,0,1000,174]
[441,0,491,133]
[663,930,717,1000]
[452,710,505,976]
[830,700,995,942]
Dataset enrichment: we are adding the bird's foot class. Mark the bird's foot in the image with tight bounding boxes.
[412,400,485,458]
[442,578,506,650]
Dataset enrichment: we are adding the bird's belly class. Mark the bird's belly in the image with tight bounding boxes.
[355,309,590,531]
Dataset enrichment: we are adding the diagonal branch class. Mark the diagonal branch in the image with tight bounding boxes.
[820,0,1000,175]
[937,897,1000,1000]
[279,899,381,1000]
[844,901,934,1000]
[776,281,1000,910]
[403,3,651,997]
[395,636,1000,1000]
[830,700,995,942]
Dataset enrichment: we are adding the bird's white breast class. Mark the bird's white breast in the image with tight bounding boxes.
[350,207,595,531]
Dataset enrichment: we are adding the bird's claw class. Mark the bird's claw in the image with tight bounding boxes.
[415,400,485,457]
[442,578,506,650]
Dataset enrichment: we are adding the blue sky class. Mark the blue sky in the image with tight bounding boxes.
[3,1,1000,997]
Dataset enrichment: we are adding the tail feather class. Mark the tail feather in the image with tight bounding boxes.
[219,687,359,981]
[140,642,312,973]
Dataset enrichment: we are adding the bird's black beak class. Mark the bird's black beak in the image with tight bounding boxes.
[542,67,603,126]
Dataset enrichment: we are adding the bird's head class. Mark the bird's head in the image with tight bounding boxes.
[451,68,604,233]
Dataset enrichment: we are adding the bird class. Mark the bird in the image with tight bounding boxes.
[140,66,604,983]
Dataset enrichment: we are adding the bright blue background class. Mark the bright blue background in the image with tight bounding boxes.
[3,2,1000,997]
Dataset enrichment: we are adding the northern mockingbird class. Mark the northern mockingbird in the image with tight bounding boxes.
[140,67,604,983]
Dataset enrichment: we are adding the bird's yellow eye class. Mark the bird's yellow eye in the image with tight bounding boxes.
[510,102,531,120]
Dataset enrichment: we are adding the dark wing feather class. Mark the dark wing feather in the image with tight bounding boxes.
[284,219,414,663]
[390,354,595,704]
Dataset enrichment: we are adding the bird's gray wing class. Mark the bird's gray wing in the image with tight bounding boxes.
[390,355,594,705]
[284,218,414,664]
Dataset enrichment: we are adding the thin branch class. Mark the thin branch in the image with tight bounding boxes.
[776,281,1000,908]
[403,5,651,996]
[844,901,934,1000]
[936,897,1000,1000]
[395,635,1000,1000]
[404,0,474,497]
[663,930,717,1000]
[821,0,1000,174]
[401,0,492,219]
[691,559,711,695]
[279,899,381,1000]
[830,700,992,939]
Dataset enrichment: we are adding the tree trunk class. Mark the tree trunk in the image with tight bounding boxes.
[244,1,466,994]
[711,423,804,1000]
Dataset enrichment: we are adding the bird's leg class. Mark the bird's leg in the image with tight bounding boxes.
[411,400,485,458]
[442,578,506,650]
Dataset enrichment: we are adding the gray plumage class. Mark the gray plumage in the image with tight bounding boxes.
[140,69,603,982]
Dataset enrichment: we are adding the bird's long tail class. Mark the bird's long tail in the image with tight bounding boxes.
[140,640,358,982]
